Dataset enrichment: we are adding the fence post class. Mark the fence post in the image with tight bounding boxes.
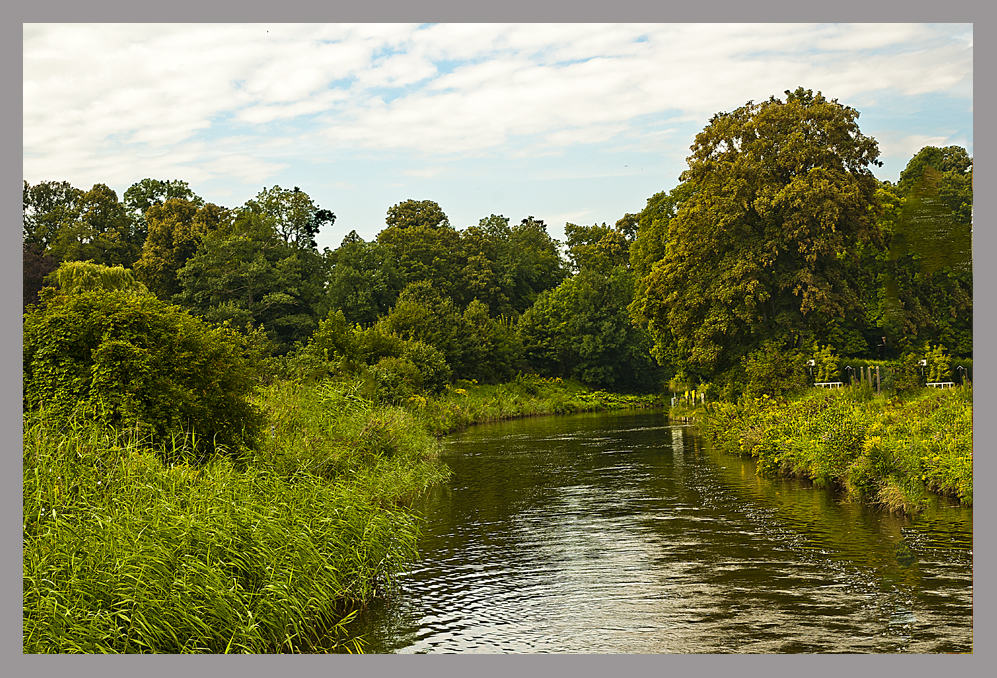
[876,365,880,395]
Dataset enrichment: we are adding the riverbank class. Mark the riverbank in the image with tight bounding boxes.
[697,386,973,514]
[23,374,662,653]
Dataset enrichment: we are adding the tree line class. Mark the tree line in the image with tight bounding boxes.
[24,87,972,404]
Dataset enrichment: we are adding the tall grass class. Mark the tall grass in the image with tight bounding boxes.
[699,386,972,514]
[23,380,449,654]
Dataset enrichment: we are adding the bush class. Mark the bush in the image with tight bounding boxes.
[716,341,810,401]
[23,289,263,457]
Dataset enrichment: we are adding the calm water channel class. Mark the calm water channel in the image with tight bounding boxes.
[350,410,973,653]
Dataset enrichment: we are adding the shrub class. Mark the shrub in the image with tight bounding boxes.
[811,343,841,383]
[23,289,263,457]
[717,341,810,401]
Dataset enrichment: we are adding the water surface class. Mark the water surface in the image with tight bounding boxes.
[351,410,973,653]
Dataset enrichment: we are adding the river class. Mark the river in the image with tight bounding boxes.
[348,409,973,653]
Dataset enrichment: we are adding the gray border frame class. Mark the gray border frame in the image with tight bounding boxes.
[9,2,986,675]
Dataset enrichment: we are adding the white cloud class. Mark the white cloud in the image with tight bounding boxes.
[402,166,447,179]
[545,208,598,227]
[23,23,972,191]
[876,133,957,161]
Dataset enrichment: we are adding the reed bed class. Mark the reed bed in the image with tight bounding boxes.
[699,385,973,513]
[23,380,448,654]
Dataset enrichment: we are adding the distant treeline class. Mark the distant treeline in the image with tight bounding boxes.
[24,87,972,400]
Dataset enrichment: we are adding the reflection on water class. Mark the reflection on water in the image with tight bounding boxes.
[349,410,973,653]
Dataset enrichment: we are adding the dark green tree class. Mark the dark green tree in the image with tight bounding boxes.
[324,230,405,326]
[22,243,59,311]
[23,180,84,251]
[504,216,569,313]
[47,184,142,267]
[377,200,462,299]
[519,267,662,390]
[175,211,328,353]
[872,146,973,356]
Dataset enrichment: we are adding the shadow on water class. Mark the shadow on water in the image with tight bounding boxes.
[345,410,972,653]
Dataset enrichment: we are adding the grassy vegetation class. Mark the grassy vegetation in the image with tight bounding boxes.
[406,373,664,436]
[698,385,973,514]
[23,372,661,653]
[23,381,449,653]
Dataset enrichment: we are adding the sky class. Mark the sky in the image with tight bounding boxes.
[22,23,973,251]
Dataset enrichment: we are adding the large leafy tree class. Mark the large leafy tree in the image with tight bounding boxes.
[47,184,142,267]
[632,88,884,382]
[376,281,521,382]
[455,214,568,315]
[564,221,630,274]
[872,146,973,356]
[23,180,84,251]
[123,178,204,248]
[504,216,569,313]
[519,267,662,390]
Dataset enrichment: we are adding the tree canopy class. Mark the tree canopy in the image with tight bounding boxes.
[632,88,884,381]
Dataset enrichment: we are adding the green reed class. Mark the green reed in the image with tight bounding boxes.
[23,379,449,654]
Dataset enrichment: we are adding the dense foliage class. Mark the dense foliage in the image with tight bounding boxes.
[23,277,262,456]
[632,88,884,386]
[699,386,973,513]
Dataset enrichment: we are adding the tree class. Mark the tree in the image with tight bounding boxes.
[123,178,204,248]
[123,178,204,215]
[504,216,569,313]
[385,199,450,231]
[23,243,59,311]
[457,220,511,314]
[564,221,630,274]
[244,185,334,249]
[377,200,462,298]
[175,211,328,353]
[23,180,84,251]
[324,231,405,326]
[896,145,973,225]
[872,146,973,356]
[47,184,142,267]
[519,267,662,390]
[631,88,883,383]
[376,281,521,383]
[628,183,696,284]
[47,259,149,297]
[133,200,231,300]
